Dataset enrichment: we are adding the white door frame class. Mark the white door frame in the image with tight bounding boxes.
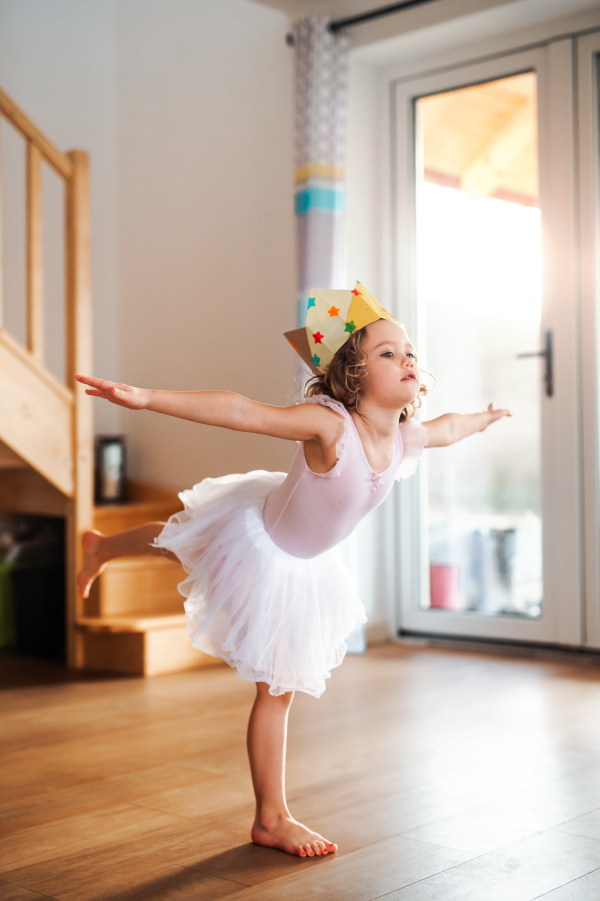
[392,41,584,645]
[578,32,600,649]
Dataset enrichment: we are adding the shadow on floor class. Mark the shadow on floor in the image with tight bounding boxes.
[90,843,325,901]
[0,650,127,690]
[185,841,327,879]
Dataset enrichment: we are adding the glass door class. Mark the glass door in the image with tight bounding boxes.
[418,72,543,621]
[394,43,583,644]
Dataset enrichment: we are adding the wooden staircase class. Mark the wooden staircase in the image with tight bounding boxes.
[0,87,222,677]
[0,86,92,670]
[77,480,224,676]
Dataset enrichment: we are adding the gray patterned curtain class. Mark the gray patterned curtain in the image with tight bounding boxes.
[293,15,349,327]
[293,18,365,653]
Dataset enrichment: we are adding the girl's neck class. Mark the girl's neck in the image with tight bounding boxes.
[350,398,403,442]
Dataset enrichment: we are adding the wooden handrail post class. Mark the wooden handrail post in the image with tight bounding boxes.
[0,119,3,328]
[26,141,44,362]
[65,149,93,667]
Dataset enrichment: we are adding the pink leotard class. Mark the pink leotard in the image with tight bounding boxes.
[263,395,428,559]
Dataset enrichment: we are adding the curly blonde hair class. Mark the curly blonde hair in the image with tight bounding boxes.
[304,324,434,422]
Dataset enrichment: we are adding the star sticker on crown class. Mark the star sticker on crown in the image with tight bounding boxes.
[284,282,395,374]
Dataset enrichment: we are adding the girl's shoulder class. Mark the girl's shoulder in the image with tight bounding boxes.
[301,395,353,479]
[303,394,352,421]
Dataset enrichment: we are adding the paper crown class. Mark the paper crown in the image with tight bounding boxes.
[284,282,395,374]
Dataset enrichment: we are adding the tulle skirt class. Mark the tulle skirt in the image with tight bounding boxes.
[154,471,366,698]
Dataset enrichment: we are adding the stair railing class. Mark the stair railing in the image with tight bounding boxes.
[0,86,93,666]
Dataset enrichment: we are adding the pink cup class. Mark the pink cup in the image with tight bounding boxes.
[429,564,461,610]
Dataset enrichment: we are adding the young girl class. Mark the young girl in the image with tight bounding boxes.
[76,283,510,859]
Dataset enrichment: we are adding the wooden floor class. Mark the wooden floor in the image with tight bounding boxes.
[3,644,600,900]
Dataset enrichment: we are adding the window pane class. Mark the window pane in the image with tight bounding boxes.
[416,73,543,618]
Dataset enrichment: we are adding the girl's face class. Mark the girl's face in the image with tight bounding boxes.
[360,319,420,409]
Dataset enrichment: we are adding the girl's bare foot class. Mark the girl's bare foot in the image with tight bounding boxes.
[251,814,337,857]
[77,530,107,598]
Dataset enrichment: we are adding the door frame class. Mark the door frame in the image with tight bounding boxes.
[391,41,584,645]
[578,32,600,649]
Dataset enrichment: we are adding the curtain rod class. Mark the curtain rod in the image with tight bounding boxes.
[285,0,441,44]
[329,0,441,33]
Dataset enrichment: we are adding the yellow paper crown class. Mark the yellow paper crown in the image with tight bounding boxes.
[284,282,395,373]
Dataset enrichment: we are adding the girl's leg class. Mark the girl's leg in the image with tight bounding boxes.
[248,682,337,857]
[77,523,178,598]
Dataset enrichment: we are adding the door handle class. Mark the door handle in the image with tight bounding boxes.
[516,329,553,397]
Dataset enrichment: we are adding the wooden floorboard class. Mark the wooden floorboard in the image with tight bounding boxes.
[3,644,600,900]
[533,868,600,899]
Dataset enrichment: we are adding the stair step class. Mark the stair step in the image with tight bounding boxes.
[78,478,213,676]
[93,478,182,534]
[76,613,225,676]
[93,501,180,534]
[77,612,187,632]
[85,555,185,618]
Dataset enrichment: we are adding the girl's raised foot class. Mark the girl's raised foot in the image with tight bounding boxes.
[251,814,337,858]
[77,530,107,598]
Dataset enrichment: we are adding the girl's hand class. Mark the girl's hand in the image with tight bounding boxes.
[75,374,150,410]
[478,402,512,431]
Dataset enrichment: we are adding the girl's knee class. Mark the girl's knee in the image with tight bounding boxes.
[256,682,294,707]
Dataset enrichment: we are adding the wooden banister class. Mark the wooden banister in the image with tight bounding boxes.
[0,88,80,376]
[0,85,93,669]
[26,142,44,362]
[65,149,93,667]
[0,126,2,328]
[0,87,72,180]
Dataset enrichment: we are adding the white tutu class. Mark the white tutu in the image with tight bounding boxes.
[154,471,367,698]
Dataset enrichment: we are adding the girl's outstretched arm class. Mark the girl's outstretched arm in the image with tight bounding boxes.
[75,374,343,447]
[422,403,511,448]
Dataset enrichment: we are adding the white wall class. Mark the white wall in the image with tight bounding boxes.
[0,0,120,434]
[0,0,298,488]
[115,0,297,489]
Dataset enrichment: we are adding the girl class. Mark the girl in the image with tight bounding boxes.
[76,284,510,859]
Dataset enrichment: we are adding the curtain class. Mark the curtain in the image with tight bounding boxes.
[293,19,366,653]
[293,15,349,327]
